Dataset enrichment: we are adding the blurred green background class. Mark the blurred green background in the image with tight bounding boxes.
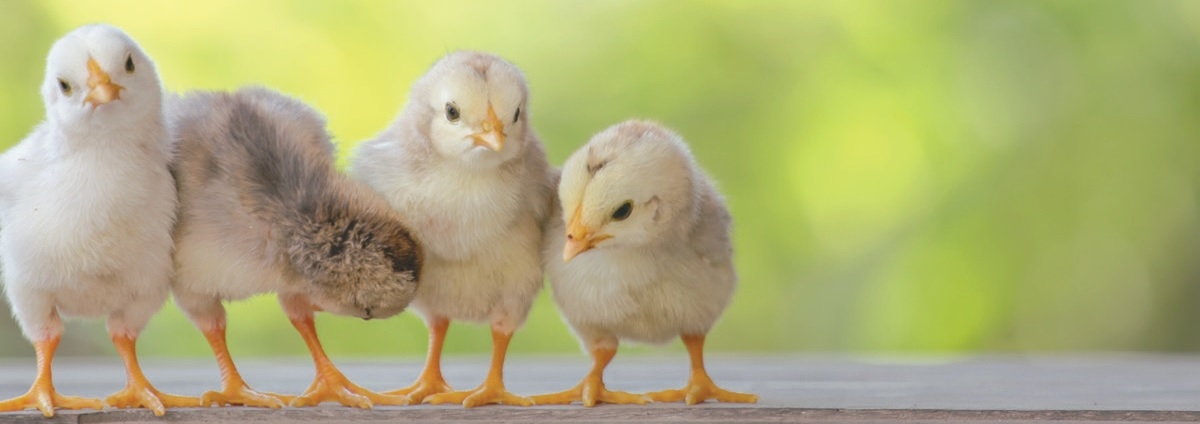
[1,0,1198,359]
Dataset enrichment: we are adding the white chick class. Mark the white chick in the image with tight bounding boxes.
[531,121,758,406]
[0,24,195,417]
[169,87,422,409]
[351,51,554,407]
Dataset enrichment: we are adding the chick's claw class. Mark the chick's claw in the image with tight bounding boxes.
[531,377,648,407]
[200,386,286,408]
[645,375,758,405]
[584,386,649,407]
[383,377,452,402]
[288,374,412,409]
[105,385,201,417]
[425,386,532,408]
[288,383,371,409]
[468,390,532,408]
[422,390,465,405]
[359,390,414,408]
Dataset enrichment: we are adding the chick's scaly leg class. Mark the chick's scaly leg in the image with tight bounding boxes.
[0,337,103,417]
[384,316,453,402]
[530,345,649,407]
[645,334,758,405]
[280,295,411,408]
[198,324,286,408]
[426,328,532,407]
[105,334,202,416]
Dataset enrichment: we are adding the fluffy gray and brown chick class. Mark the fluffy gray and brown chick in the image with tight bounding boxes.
[169,87,421,409]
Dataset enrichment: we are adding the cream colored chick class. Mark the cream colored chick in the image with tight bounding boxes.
[531,121,758,406]
[351,51,554,407]
[0,24,196,417]
[169,87,422,409]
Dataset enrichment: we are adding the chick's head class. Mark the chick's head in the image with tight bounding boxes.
[42,24,162,132]
[288,207,423,321]
[410,51,531,169]
[559,120,698,262]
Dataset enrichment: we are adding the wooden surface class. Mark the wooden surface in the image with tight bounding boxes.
[1,354,1199,423]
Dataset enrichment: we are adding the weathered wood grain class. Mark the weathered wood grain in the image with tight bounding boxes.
[0,354,1198,422]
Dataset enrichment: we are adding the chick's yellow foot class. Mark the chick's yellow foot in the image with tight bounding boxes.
[201,385,286,408]
[282,310,413,408]
[105,385,201,416]
[383,375,453,402]
[0,386,103,417]
[424,327,530,407]
[288,369,412,408]
[425,384,532,408]
[287,377,367,409]
[645,373,757,405]
[646,334,758,405]
[389,316,453,403]
[530,376,648,407]
[106,335,201,416]
[0,339,104,416]
[198,324,287,408]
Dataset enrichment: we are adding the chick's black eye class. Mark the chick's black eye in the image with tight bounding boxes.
[57,78,71,95]
[445,103,460,122]
[612,201,633,221]
[513,107,520,124]
[124,54,135,74]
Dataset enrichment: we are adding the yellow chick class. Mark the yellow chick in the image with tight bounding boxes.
[0,24,196,417]
[351,51,555,407]
[532,121,758,406]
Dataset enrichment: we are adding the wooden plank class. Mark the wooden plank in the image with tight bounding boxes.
[0,355,1198,422]
[11,407,1200,424]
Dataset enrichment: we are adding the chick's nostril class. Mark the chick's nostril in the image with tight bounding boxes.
[567,234,575,240]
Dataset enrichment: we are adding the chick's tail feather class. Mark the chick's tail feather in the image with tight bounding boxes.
[284,200,422,319]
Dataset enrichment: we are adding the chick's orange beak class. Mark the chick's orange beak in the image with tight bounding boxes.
[563,205,612,262]
[84,58,123,107]
[471,104,506,151]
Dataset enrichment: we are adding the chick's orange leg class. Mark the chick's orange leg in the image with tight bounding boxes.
[281,301,411,408]
[385,316,453,402]
[530,346,648,407]
[0,337,103,417]
[105,334,202,416]
[198,324,286,408]
[425,327,532,407]
[645,334,758,405]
